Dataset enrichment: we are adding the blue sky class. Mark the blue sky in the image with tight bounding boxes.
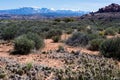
[0,0,120,11]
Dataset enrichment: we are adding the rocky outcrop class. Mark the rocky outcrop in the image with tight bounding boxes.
[97,3,120,13]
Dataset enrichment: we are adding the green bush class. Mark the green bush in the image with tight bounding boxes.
[88,33,105,41]
[0,73,6,79]
[88,39,104,51]
[46,29,62,39]
[54,18,61,22]
[105,28,116,35]
[100,37,120,59]
[41,27,50,32]
[99,30,105,37]
[26,62,33,70]
[65,29,73,34]
[14,35,35,54]
[52,36,61,43]
[66,32,89,47]
[1,26,17,40]
[118,28,120,34]
[63,18,74,23]
[26,32,44,50]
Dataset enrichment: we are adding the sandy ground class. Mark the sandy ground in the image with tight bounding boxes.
[106,34,120,39]
[42,39,99,55]
[0,43,64,68]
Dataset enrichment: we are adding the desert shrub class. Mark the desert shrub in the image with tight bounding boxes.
[100,37,120,60]
[14,35,35,54]
[66,32,89,47]
[63,18,74,23]
[99,30,105,36]
[41,27,50,32]
[54,18,61,22]
[105,28,116,35]
[87,33,105,41]
[76,26,86,32]
[66,29,73,34]
[57,45,65,52]
[88,39,104,51]
[118,28,120,34]
[26,32,44,50]
[26,62,33,70]
[52,35,61,43]
[1,26,17,40]
[0,73,6,79]
[46,29,62,39]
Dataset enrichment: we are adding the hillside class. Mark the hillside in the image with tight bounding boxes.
[77,3,120,28]
[97,3,120,13]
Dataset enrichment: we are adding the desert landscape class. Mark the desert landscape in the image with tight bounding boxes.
[0,2,120,80]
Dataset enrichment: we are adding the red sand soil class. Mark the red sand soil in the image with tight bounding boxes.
[42,34,99,55]
[0,43,64,68]
[106,34,120,39]
[42,39,99,55]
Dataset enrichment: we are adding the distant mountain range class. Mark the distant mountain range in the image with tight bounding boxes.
[0,7,88,19]
[2,3,120,20]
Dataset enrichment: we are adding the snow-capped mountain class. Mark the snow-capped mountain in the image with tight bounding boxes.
[0,7,88,17]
